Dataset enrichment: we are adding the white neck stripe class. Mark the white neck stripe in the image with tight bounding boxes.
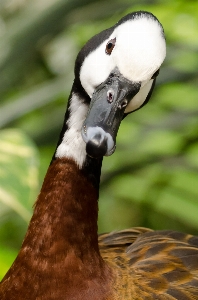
[55,93,88,168]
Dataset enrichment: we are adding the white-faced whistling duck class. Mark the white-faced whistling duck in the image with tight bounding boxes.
[1,11,198,300]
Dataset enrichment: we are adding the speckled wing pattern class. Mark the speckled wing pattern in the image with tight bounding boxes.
[99,227,198,299]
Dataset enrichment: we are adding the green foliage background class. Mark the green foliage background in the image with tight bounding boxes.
[0,0,198,279]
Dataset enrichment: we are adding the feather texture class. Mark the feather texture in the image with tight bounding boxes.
[100,228,198,299]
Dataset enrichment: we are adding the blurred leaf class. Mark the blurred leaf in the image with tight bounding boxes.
[0,129,39,221]
[156,83,198,110]
[0,246,17,280]
[0,128,39,278]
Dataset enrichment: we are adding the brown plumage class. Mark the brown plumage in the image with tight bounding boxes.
[1,10,198,300]
[100,229,198,299]
[0,159,113,300]
[1,158,198,299]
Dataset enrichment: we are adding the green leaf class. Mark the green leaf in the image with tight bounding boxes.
[0,128,39,279]
[0,246,17,280]
[0,129,39,222]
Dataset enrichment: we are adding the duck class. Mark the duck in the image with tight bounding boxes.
[1,10,198,300]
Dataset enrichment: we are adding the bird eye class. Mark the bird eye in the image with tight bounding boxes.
[105,38,116,55]
[151,69,160,79]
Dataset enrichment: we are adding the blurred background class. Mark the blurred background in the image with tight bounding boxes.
[0,0,198,279]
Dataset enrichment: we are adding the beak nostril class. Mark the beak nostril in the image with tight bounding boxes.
[118,99,128,109]
[107,90,114,103]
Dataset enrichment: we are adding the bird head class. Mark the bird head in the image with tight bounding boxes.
[76,11,166,158]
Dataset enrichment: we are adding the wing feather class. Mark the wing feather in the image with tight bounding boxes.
[99,228,198,299]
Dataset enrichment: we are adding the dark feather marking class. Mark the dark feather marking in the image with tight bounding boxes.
[167,288,194,300]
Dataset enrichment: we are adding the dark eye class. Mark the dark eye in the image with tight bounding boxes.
[105,38,116,55]
[151,69,160,79]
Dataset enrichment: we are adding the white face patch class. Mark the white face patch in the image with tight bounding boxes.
[55,93,88,168]
[112,18,166,82]
[80,16,166,98]
[80,40,115,98]
[125,80,153,113]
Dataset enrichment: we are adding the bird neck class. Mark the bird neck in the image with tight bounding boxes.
[54,83,103,188]
[28,157,101,260]
[1,86,112,299]
[1,157,112,299]
[25,85,103,262]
